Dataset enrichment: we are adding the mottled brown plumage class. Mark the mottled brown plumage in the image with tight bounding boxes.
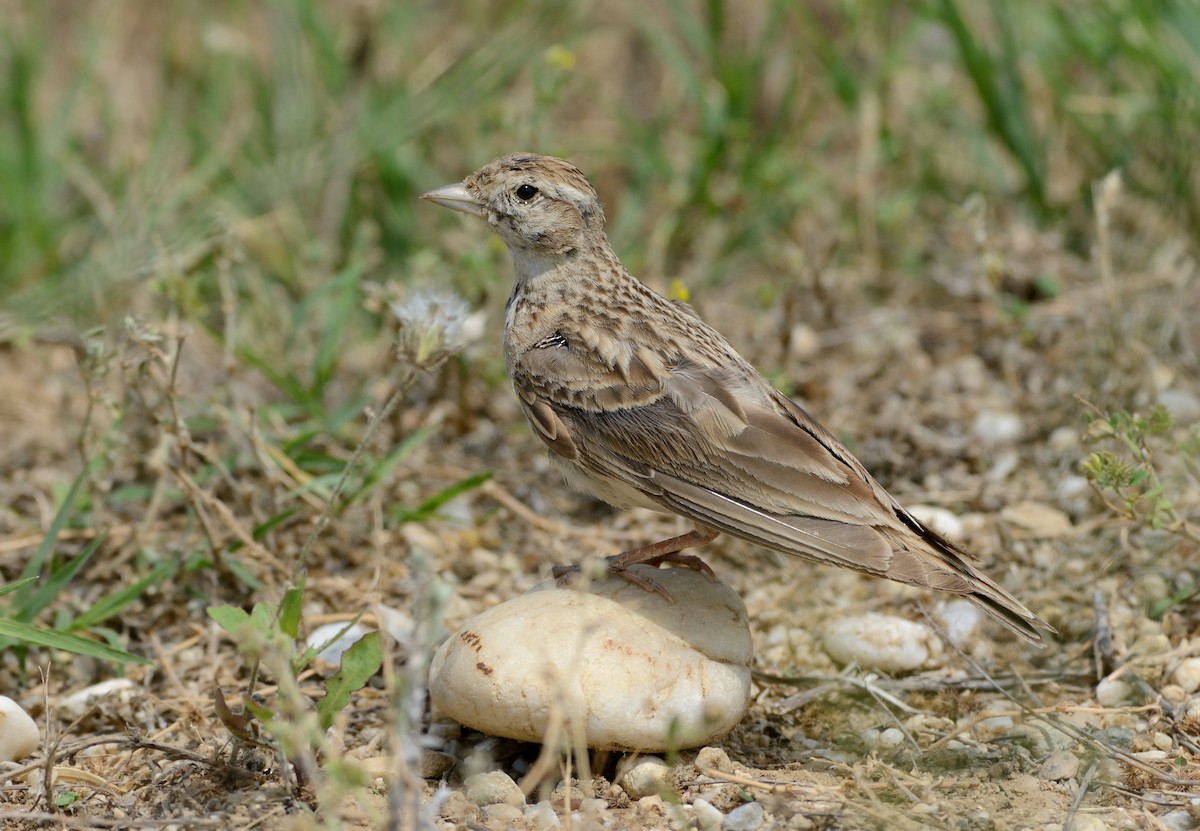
[422,153,1050,645]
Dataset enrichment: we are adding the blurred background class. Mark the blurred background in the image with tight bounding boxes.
[2,0,1197,327]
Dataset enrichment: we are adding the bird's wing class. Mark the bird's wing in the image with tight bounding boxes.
[512,341,903,573]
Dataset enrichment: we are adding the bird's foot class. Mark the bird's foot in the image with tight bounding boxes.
[551,528,720,601]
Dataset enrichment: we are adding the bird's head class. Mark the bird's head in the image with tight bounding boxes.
[422,154,606,256]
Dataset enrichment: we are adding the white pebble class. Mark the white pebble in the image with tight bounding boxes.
[58,678,137,720]
[429,566,753,751]
[617,755,675,799]
[822,613,940,673]
[1095,677,1135,707]
[723,801,765,831]
[1160,809,1197,831]
[877,727,906,750]
[973,410,1023,444]
[0,696,39,762]
[1173,658,1200,694]
[692,797,723,831]
[935,599,985,647]
[1040,749,1080,781]
[1160,389,1200,423]
[524,800,562,829]
[306,622,372,665]
[463,770,524,808]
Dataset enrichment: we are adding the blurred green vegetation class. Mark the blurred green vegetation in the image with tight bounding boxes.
[1,0,1195,328]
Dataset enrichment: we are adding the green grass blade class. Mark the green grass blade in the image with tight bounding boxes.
[0,619,147,664]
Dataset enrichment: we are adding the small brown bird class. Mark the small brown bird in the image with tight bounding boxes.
[423,154,1049,645]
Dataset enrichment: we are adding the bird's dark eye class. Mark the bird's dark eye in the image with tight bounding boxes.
[515,184,539,201]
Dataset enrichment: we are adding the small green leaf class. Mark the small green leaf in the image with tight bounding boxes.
[207,605,252,635]
[318,631,382,730]
[54,790,81,807]
[279,583,305,640]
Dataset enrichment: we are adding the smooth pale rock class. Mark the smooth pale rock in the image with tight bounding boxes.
[973,410,1022,444]
[694,745,733,773]
[935,599,985,647]
[464,770,524,808]
[0,696,39,762]
[1040,749,1080,781]
[1173,658,1200,694]
[1096,677,1135,707]
[692,797,723,831]
[307,622,372,665]
[822,613,939,673]
[1000,501,1073,537]
[723,801,766,831]
[877,727,905,750]
[58,678,137,720]
[616,755,675,799]
[429,566,753,752]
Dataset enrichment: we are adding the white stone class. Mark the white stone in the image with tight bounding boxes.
[1160,389,1200,423]
[464,770,524,807]
[1040,749,1080,781]
[1095,677,1135,707]
[877,727,906,750]
[935,599,985,647]
[973,410,1023,444]
[1173,658,1200,694]
[307,622,372,665]
[822,613,940,673]
[429,566,753,751]
[0,696,39,762]
[1161,809,1197,831]
[692,797,723,831]
[58,678,137,720]
[524,800,562,829]
[617,755,675,799]
[723,801,765,831]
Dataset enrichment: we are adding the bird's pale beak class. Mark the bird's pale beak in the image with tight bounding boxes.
[420,182,485,218]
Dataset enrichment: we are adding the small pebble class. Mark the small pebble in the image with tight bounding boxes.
[617,755,675,799]
[1095,677,1135,707]
[1173,658,1200,694]
[1039,749,1080,781]
[0,696,39,762]
[694,746,733,773]
[1153,732,1174,752]
[935,600,985,648]
[692,797,723,831]
[525,800,561,829]
[723,801,765,831]
[482,803,524,822]
[877,727,905,750]
[822,613,939,673]
[973,410,1023,444]
[463,770,524,808]
[58,678,137,720]
[1160,389,1200,423]
[1160,809,1197,831]
[306,622,372,665]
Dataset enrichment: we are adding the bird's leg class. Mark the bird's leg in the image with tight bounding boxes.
[553,528,720,600]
